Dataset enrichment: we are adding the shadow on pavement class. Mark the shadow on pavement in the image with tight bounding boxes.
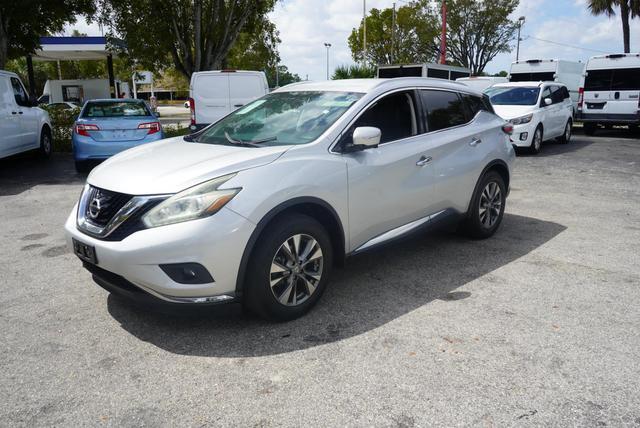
[0,153,85,196]
[107,213,566,357]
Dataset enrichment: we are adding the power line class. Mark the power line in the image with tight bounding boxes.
[523,35,609,54]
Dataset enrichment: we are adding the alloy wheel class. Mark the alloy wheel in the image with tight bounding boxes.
[269,234,323,306]
[565,123,571,141]
[479,181,502,228]
[534,129,542,151]
[43,134,51,155]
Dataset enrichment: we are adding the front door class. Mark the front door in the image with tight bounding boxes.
[0,77,23,156]
[342,90,439,251]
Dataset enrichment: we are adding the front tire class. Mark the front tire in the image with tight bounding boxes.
[461,171,506,240]
[39,127,52,158]
[530,125,543,154]
[244,213,333,321]
[557,119,572,144]
[584,122,597,136]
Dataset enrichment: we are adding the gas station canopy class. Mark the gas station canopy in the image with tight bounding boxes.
[32,36,120,61]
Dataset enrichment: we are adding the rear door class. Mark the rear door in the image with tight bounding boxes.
[0,76,23,156]
[229,74,267,111]
[193,73,230,125]
[608,67,640,115]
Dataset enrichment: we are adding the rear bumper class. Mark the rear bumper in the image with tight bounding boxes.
[578,112,640,124]
[72,133,165,161]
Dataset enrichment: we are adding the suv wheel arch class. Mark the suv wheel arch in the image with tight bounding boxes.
[465,160,510,215]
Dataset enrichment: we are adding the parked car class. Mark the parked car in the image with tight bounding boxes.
[72,99,164,172]
[486,81,573,154]
[509,59,584,113]
[0,70,52,160]
[578,53,640,135]
[65,78,515,320]
[48,101,80,110]
[189,70,269,132]
[456,76,508,92]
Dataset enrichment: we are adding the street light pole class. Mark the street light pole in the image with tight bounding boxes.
[516,16,525,61]
[324,42,332,80]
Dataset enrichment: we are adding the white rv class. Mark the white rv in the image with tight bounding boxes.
[509,59,584,111]
[38,79,111,105]
[578,53,640,134]
[456,76,508,92]
[377,63,471,81]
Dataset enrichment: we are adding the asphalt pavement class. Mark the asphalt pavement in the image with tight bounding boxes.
[1,129,639,426]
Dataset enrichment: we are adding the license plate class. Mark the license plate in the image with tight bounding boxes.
[72,238,98,264]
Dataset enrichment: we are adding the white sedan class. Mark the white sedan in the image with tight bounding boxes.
[486,81,574,154]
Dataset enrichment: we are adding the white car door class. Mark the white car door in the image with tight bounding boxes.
[0,76,24,157]
[342,90,440,251]
[193,74,230,125]
[229,74,266,111]
[539,86,559,138]
[10,77,39,148]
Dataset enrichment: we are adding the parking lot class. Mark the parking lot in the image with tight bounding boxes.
[1,130,639,426]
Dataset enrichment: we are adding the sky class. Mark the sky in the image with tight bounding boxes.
[65,0,640,81]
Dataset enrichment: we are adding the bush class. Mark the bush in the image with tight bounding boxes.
[163,124,191,138]
[40,105,79,152]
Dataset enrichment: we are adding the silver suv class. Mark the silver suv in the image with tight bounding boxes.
[65,78,515,320]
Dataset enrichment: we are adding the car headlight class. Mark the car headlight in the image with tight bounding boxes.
[142,174,241,228]
[509,114,533,125]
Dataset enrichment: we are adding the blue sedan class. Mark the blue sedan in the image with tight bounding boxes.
[72,99,164,172]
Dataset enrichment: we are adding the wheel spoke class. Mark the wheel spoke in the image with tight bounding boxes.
[270,260,288,274]
[301,274,317,295]
[279,243,296,264]
[299,238,317,262]
[302,245,323,267]
[278,277,295,304]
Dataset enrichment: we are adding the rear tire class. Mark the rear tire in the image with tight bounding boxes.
[39,127,52,158]
[244,213,333,321]
[557,119,572,144]
[584,122,597,136]
[461,171,506,240]
[529,125,543,154]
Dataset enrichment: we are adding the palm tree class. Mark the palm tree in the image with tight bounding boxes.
[588,0,640,53]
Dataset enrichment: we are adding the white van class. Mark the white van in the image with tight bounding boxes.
[456,76,508,92]
[0,70,53,159]
[509,59,584,111]
[189,70,269,131]
[578,53,640,134]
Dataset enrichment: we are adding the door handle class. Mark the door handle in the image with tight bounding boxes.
[18,111,23,114]
[11,111,17,115]
[233,104,244,107]
[469,138,482,147]
[416,155,432,167]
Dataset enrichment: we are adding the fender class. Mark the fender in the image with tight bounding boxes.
[234,196,346,297]
[465,159,511,215]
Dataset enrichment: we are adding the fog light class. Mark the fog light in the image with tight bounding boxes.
[520,132,528,141]
[160,263,214,284]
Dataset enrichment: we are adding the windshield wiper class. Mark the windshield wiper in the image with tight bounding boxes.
[224,132,277,147]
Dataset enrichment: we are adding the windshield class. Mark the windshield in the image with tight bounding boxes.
[82,101,151,118]
[194,91,362,147]
[487,87,540,106]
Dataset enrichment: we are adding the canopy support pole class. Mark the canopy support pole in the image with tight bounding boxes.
[107,54,115,98]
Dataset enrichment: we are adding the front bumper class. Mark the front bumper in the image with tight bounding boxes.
[72,133,165,161]
[65,204,255,304]
[509,122,536,148]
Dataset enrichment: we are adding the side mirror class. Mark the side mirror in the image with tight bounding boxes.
[347,126,381,152]
[544,97,552,106]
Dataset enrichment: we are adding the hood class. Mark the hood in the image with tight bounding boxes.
[87,136,289,195]
[492,105,537,120]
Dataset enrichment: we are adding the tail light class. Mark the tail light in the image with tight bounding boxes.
[502,124,514,135]
[578,87,584,110]
[75,124,99,136]
[189,97,195,126]
[138,121,161,134]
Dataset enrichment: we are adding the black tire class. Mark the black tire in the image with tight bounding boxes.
[557,119,572,144]
[461,171,506,240]
[529,125,543,154]
[75,160,91,173]
[584,122,597,136]
[244,213,333,321]
[39,127,52,158]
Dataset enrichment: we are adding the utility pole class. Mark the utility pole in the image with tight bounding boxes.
[363,0,367,62]
[439,0,447,64]
[324,42,332,80]
[392,3,396,63]
[516,16,526,61]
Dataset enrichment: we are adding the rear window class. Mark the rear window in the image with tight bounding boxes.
[585,68,640,91]
[420,90,468,132]
[460,93,494,120]
[509,72,555,82]
[82,101,150,118]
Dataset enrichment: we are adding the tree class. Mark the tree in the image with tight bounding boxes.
[443,0,519,75]
[494,70,508,77]
[226,14,280,72]
[348,2,440,65]
[265,65,301,88]
[332,64,376,79]
[101,0,276,79]
[588,0,639,53]
[0,0,95,69]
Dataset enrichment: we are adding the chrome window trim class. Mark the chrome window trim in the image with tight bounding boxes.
[329,86,479,154]
[76,184,171,238]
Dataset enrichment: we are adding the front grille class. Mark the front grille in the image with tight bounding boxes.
[84,186,132,228]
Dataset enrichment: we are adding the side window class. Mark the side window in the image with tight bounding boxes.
[420,90,467,132]
[351,91,417,144]
[460,93,492,121]
[10,77,29,107]
[550,86,564,104]
[562,86,570,100]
